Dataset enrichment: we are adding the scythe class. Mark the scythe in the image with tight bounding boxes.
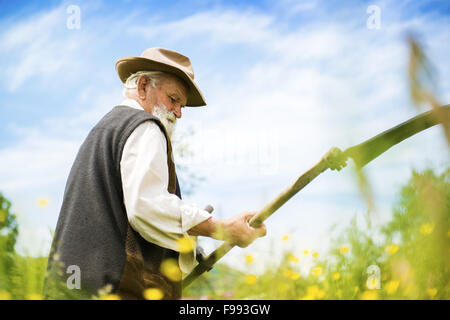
[183,105,450,289]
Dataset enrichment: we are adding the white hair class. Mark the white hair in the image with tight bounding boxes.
[122,71,166,97]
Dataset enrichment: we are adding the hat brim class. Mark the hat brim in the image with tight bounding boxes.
[116,56,206,107]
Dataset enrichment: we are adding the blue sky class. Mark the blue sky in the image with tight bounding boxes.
[0,0,449,273]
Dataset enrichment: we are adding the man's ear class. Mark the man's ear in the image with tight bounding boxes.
[137,75,149,99]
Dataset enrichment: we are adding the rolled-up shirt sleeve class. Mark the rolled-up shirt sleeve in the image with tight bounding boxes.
[120,120,211,272]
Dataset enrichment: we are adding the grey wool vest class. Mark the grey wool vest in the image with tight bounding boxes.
[43,105,182,300]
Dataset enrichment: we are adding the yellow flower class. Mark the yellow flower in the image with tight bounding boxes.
[245,254,254,264]
[100,294,121,300]
[339,246,349,254]
[426,288,437,298]
[316,289,326,299]
[290,272,300,281]
[419,223,434,235]
[282,234,290,242]
[311,266,323,277]
[143,288,164,300]
[360,290,378,300]
[385,280,400,295]
[0,291,11,300]
[283,268,300,280]
[307,285,319,297]
[36,197,49,208]
[288,253,299,263]
[26,293,43,300]
[447,230,450,238]
[301,285,325,300]
[332,272,340,280]
[245,274,257,285]
[176,236,194,253]
[312,252,319,258]
[386,244,399,255]
[160,258,182,282]
[302,249,309,255]
[283,269,292,278]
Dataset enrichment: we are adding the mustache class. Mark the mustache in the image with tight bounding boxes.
[154,105,176,122]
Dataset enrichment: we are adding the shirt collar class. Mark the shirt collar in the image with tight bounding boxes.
[121,98,144,111]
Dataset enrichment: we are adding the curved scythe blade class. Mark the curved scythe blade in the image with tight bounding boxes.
[344,105,449,168]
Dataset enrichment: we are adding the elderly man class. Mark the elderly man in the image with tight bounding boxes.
[43,48,266,300]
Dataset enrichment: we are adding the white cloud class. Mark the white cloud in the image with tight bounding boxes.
[130,9,274,47]
[0,2,138,92]
[0,6,81,91]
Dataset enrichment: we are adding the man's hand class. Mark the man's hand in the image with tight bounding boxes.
[188,212,267,248]
[218,212,267,248]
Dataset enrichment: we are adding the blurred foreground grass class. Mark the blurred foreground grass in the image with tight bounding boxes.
[1,167,447,300]
[184,167,450,300]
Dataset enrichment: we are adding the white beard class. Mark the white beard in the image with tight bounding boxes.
[152,104,177,138]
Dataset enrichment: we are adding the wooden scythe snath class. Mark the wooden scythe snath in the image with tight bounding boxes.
[183,105,450,289]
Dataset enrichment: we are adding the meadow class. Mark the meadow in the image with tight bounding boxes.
[0,166,448,300]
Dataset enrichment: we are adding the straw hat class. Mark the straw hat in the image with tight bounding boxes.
[115,48,206,107]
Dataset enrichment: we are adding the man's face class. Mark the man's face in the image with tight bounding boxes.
[147,74,188,118]
[141,74,188,137]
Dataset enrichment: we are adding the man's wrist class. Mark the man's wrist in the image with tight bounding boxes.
[209,217,228,240]
[187,217,227,239]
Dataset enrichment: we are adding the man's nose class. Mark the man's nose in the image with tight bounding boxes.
[173,105,182,118]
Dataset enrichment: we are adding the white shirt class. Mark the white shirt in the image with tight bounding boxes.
[119,99,212,273]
